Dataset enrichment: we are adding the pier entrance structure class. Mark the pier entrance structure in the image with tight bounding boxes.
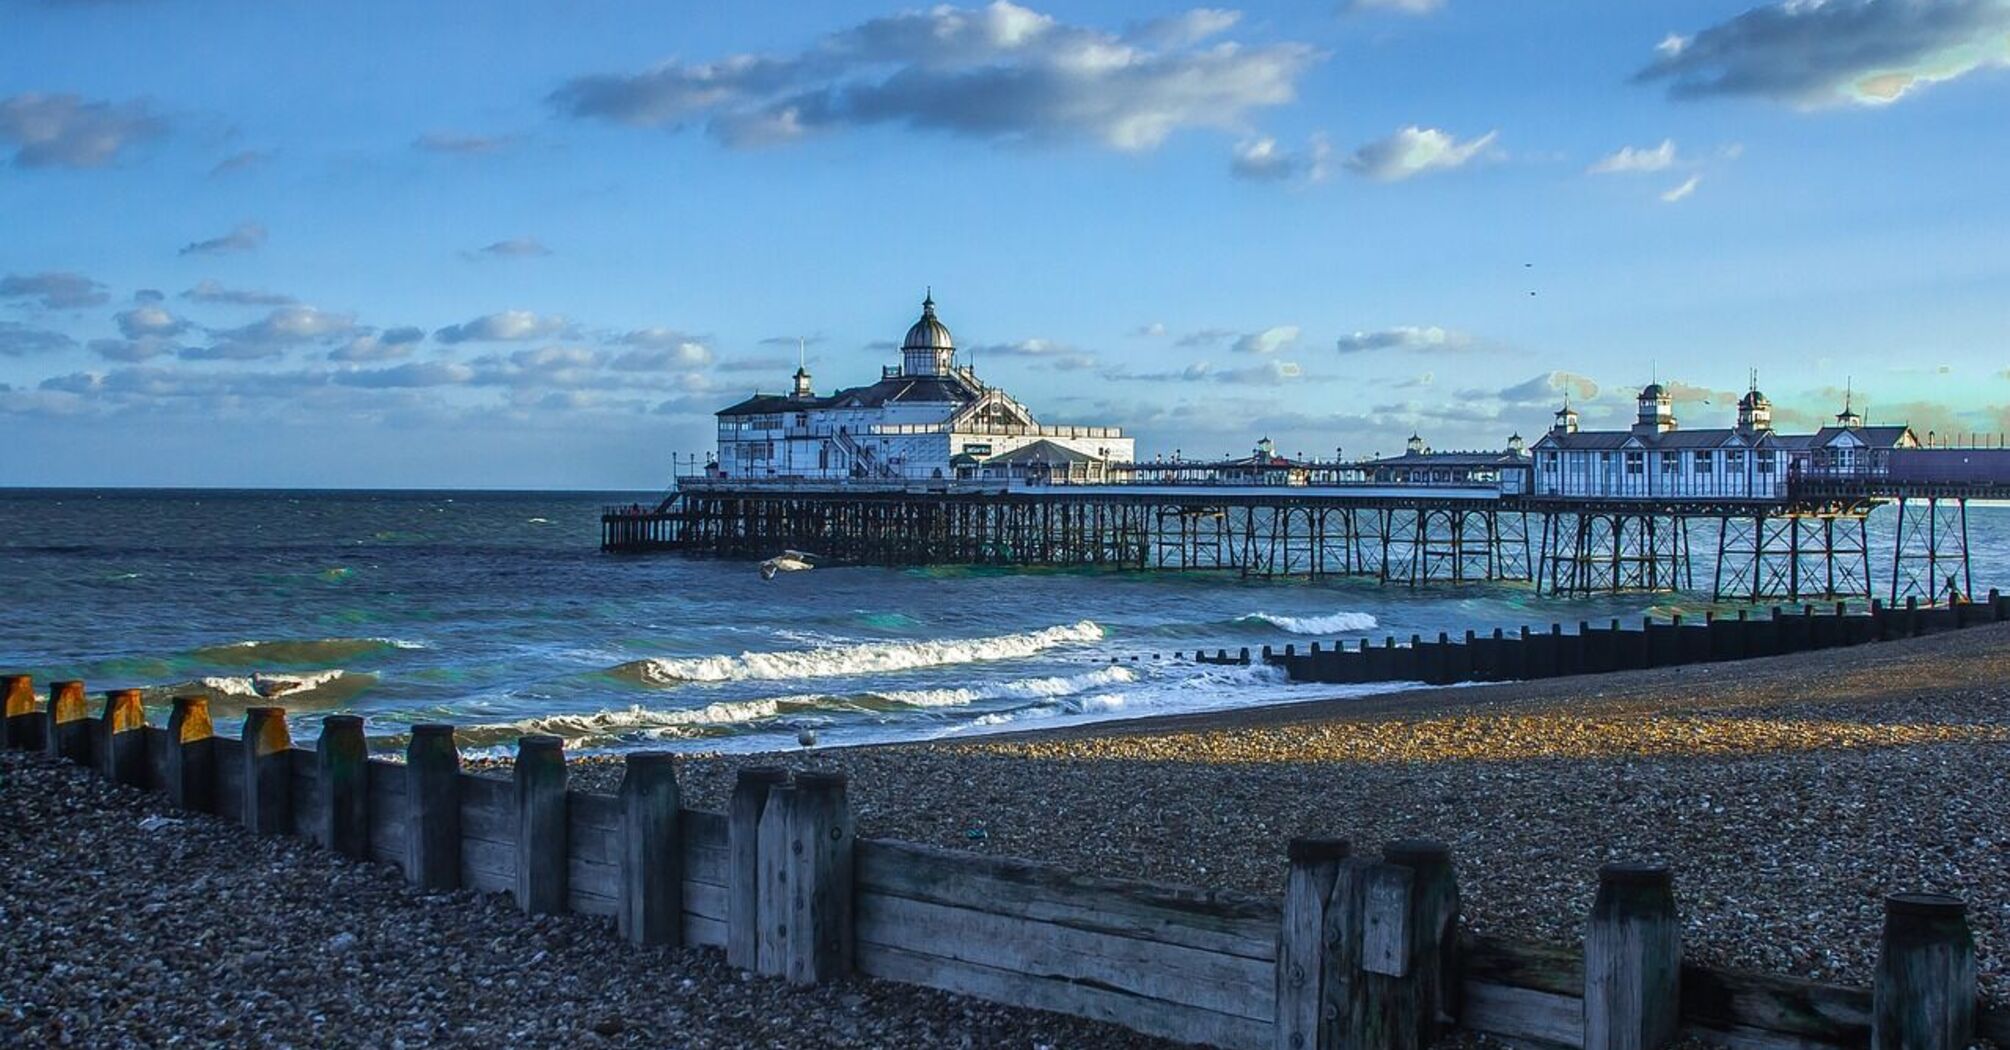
[614,329,2010,603]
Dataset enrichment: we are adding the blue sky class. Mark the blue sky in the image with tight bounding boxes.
[2,0,2007,488]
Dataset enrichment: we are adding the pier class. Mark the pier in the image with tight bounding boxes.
[605,445,2010,604]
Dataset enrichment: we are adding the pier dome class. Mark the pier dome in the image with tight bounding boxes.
[901,291,957,376]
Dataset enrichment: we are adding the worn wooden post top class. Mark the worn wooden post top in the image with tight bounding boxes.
[1598,862,1673,887]
[1287,837,1351,863]
[98,689,149,786]
[406,722,462,892]
[0,674,31,750]
[242,706,292,753]
[513,734,569,916]
[47,680,90,762]
[1874,892,1976,1050]
[241,707,294,835]
[619,750,684,948]
[317,715,369,859]
[169,695,213,738]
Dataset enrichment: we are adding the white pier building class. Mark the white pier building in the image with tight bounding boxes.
[710,294,1132,482]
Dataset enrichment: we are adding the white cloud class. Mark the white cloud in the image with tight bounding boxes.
[434,310,572,344]
[1637,0,2010,107]
[1660,173,1701,202]
[0,93,164,169]
[472,237,552,258]
[551,1,1321,152]
[116,304,189,339]
[182,279,296,307]
[1347,0,1446,13]
[1232,325,1301,355]
[1230,133,1331,182]
[1588,139,1677,174]
[1345,126,1498,181]
[188,305,358,360]
[1334,325,1471,353]
[0,322,77,356]
[330,326,425,362]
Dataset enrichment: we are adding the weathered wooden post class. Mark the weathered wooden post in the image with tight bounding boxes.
[514,734,568,915]
[45,680,90,764]
[164,695,215,812]
[2,674,36,751]
[1872,894,1975,1050]
[784,770,854,986]
[1385,840,1461,1042]
[317,715,369,859]
[96,688,149,787]
[756,782,799,978]
[1584,863,1680,1050]
[727,766,790,970]
[617,752,683,947]
[1276,837,1349,1050]
[406,724,461,891]
[241,706,293,835]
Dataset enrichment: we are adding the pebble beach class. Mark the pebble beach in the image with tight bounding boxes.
[5,623,2006,1046]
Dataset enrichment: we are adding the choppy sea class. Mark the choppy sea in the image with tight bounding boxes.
[5,490,2007,755]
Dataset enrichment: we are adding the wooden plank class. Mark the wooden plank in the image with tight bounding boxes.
[366,760,408,869]
[617,754,682,947]
[460,837,516,892]
[857,838,1278,961]
[460,782,514,844]
[755,786,796,977]
[569,857,619,900]
[567,816,620,867]
[567,887,618,918]
[1465,934,1583,996]
[682,809,726,884]
[1362,863,1413,978]
[567,789,619,833]
[860,942,1270,1050]
[284,747,320,843]
[684,912,726,948]
[1680,963,1869,1045]
[1464,980,1584,1048]
[683,880,726,921]
[857,892,1273,1023]
[212,737,244,823]
[786,771,853,985]
[1277,838,1347,1050]
[513,736,568,914]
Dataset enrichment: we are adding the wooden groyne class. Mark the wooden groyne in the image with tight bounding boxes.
[3,681,2003,1050]
[1177,591,2009,688]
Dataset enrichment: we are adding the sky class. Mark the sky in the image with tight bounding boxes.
[2,0,2008,489]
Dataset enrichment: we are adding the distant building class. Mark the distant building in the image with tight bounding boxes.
[1358,432,1531,493]
[711,293,1132,481]
[1531,383,1919,499]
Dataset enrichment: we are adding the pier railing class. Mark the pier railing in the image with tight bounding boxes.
[4,672,2003,1050]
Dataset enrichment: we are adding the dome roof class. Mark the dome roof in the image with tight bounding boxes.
[1640,383,1668,399]
[1739,389,1769,406]
[901,293,954,352]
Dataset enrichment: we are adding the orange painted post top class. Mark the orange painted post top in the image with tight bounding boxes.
[47,680,91,764]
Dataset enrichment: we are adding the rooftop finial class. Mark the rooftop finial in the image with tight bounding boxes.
[923,286,934,312]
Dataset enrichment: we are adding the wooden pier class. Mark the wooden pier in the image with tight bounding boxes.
[606,451,2010,604]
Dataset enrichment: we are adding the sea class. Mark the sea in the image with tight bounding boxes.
[6,489,2008,756]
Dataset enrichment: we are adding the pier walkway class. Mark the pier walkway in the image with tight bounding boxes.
[604,448,2010,604]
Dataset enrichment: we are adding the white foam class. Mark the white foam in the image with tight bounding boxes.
[201,669,359,698]
[631,620,1106,684]
[871,665,1139,709]
[1239,611,1379,635]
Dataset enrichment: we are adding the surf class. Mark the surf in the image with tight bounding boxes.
[617,620,1106,684]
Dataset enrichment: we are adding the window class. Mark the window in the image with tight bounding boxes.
[1660,452,1680,473]
[1726,450,1745,470]
[1756,451,1776,472]
[1600,451,1614,464]
[1542,453,1558,473]
[1693,450,1714,471]
[1625,452,1644,475]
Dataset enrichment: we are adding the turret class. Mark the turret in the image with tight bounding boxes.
[1836,381,1863,428]
[1632,383,1676,435]
[1736,383,1771,433]
[1507,432,1525,455]
[791,365,814,400]
[1406,433,1425,455]
[1553,399,1579,435]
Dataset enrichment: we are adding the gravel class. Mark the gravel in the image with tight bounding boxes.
[551,623,2010,1004]
[0,749,1175,1048]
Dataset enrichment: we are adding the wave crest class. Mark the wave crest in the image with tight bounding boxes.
[189,637,426,667]
[620,620,1106,684]
[1238,611,1378,635]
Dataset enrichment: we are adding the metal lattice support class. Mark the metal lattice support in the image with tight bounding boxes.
[1541,511,1692,596]
[1891,497,1971,606]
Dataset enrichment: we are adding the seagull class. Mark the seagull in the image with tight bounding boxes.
[759,549,819,580]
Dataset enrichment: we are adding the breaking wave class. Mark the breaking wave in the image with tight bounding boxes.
[143,669,377,708]
[619,621,1106,684]
[189,637,427,667]
[864,666,1139,709]
[1237,611,1379,635]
